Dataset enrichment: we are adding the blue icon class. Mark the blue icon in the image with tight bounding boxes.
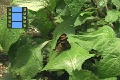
[12,7,22,12]
[12,22,22,28]
[12,13,22,21]
[7,7,28,28]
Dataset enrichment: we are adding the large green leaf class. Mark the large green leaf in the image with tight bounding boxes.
[69,70,99,80]
[43,43,94,74]
[69,26,115,51]
[0,16,23,53]
[10,41,49,79]
[97,39,120,78]
[67,26,120,78]
[105,10,120,23]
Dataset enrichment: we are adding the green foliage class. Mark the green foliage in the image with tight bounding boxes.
[64,0,85,16]
[112,0,120,10]
[105,10,120,23]
[43,43,94,74]
[0,16,23,53]
[0,0,120,80]
[9,41,49,79]
[69,70,99,80]
[69,26,120,78]
[97,39,120,78]
[100,77,117,80]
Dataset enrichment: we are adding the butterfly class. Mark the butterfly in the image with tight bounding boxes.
[55,34,71,52]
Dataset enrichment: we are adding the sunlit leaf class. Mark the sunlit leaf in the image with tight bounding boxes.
[69,70,99,80]
[68,26,120,78]
[69,26,115,51]
[43,43,94,74]
[12,0,48,11]
[105,10,120,23]
[97,0,108,8]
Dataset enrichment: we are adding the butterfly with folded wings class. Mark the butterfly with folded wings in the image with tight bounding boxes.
[54,34,71,52]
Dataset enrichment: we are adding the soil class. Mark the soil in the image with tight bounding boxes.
[0,0,11,18]
[0,0,10,79]
[0,52,9,79]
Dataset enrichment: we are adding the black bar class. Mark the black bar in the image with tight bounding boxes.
[7,7,12,28]
[22,7,28,28]
[26,7,28,28]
